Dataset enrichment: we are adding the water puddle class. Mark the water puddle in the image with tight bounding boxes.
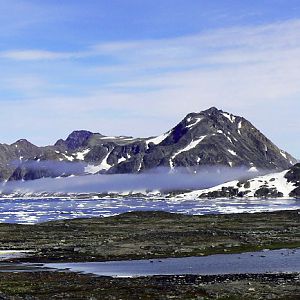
[0,250,32,261]
[43,248,300,278]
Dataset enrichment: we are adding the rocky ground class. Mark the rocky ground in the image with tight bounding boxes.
[0,210,299,299]
[0,272,298,299]
[0,210,299,262]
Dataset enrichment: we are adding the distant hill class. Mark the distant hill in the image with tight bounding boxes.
[175,163,300,199]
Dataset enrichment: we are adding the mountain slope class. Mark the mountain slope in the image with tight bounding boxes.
[175,163,300,199]
[4,107,297,181]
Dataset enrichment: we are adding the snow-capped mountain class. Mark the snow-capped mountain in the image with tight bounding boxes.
[175,163,300,199]
[2,107,297,181]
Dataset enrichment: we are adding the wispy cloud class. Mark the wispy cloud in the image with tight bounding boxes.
[1,19,300,156]
[0,50,75,61]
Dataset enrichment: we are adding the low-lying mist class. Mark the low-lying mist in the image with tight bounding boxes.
[0,165,267,195]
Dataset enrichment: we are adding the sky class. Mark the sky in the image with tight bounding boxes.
[1,0,300,157]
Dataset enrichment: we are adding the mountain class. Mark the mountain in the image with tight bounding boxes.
[174,163,300,199]
[3,107,297,181]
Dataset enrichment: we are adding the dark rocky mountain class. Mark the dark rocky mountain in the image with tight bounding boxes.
[2,107,297,181]
[285,163,300,197]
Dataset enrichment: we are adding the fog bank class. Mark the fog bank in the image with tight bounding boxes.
[0,166,266,194]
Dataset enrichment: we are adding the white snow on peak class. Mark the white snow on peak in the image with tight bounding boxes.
[280,150,287,159]
[186,117,203,128]
[117,157,126,164]
[170,135,207,169]
[222,112,235,123]
[84,149,112,174]
[227,136,233,144]
[216,130,233,143]
[227,149,237,156]
[137,160,143,172]
[75,149,90,160]
[98,150,112,171]
[62,153,74,162]
[237,121,243,134]
[99,136,117,140]
[146,132,169,147]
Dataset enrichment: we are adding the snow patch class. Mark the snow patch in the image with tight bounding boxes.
[237,121,243,134]
[280,151,287,159]
[85,149,113,173]
[170,135,207,169]
[84,164,103,174]
[186,117,202,128]
[62,153,74,162]
[75,149,90,160]
[117,157,126,164]
[222,112,235,123]
[177,169,296,200]
[228,149,237,156]
[146,132,169,148]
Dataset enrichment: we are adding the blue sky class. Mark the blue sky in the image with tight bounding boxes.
[1,0,300,157]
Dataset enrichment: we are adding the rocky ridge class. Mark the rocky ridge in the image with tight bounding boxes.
[0,107,296,182]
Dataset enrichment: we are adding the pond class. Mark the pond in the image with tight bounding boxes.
[1,248,298,277]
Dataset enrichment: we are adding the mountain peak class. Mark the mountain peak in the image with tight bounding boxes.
[2,108,297,182]
[66,130,94,140]
[202,106,220,114]
[11,139,37,148]
[55,130,95,150]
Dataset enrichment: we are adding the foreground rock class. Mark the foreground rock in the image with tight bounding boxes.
[0,210,298,299]
[0,272,298,299]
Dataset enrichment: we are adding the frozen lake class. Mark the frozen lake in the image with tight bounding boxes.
[0,197,299,224]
